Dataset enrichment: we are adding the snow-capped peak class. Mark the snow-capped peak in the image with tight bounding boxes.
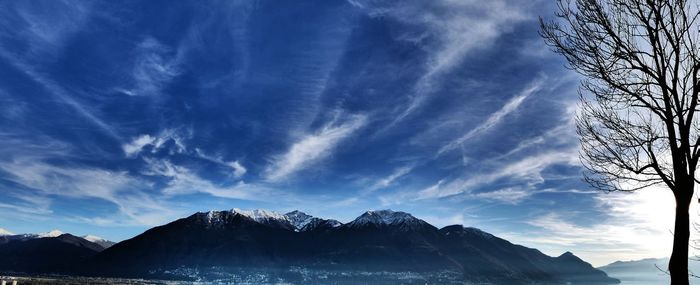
[39,229,64,238]
[353,209,415,225]
[0,228,14,236]
[204,210,225,225]
[231,208,288,223]
[82,235,106,243]
[284,210,314,231]
[82,235,116,249]
[347,209,431,231]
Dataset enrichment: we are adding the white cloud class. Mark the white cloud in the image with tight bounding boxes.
[265,113,367,181]
[0,191,53,217]
[193,148,247,179]
[121,37,181,96]
[415,178,456,200]
[473,187,532,204]
[124,131,249,183]
[0,158,177,226]
[369,0,530,122]
[122,134,156,157]
[0,2,122,141]
[0,228,14,236]
[416,149,579,201]
[144,158,262,200]
[228,160,247,178]
[438,78,543,155]
[9,1,91,54]
[122,129,189,157]
[510,186,698,266]
[370,165,414,191]
[496,123,574,160]
[0,51,122,141]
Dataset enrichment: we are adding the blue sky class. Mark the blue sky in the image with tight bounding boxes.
[0,0,686,266]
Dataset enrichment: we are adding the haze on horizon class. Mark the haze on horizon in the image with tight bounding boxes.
[0,0,688,267]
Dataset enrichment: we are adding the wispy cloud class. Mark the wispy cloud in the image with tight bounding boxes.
[0,158,177,226]
[369,165,414,191]
[506,186,693,266]
[495,123,574,160]
[265,113,367,181]
[143,158,262,200]
[0,50,122,141]
[473,187,533,204]
[414,148,579,201]
[123,129,249,180]
[437,77,544,156]
[122,128,190,157]
[0,191,53,216]
[0,2,122,141]
[122,134,156,157]
[193,148,247,179]
[3,1,92,54]
[228,160,247,178]
[368,0,530,123]
[117,37,182,96]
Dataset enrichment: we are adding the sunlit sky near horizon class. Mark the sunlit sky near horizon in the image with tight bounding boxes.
[0,0,693,267]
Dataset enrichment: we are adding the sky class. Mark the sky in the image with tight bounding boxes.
[0,0,692,267]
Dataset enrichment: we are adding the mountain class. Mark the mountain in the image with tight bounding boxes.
[82,235,116,249]
[343,209,434,231]
[549,252,618,284]
[86,209,303,277]
[284,210,315,230]
[0,233,105,274]
[230,208,295,230]
[0,229,115,249]
[38,229,65,238]
[83,208,619,284]
[0,233,37,246]
[599,257,700,284]
[284,210,342,231]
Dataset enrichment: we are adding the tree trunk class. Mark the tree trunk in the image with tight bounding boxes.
[669,191,691,285]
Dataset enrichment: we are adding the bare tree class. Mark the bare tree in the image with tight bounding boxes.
[540,0,700,284]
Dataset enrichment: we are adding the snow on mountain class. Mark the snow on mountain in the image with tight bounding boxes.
[199,209,344,232]
[202,208,291,226]
[0,228,13,236]
[343,209,436,231]
[284,210,314,231]
[301,217,342,231]
[232,208,289,224]
[82,235,116,249]
[39,229,64,238]
[204,210,226,225]
[83,235,104,242]
[284,211,343,231]
[0,230,114,249]
[349,210,417,225]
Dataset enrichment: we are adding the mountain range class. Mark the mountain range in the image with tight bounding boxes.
[0,232,109,274]
[598,257,700,284]
[0,209,619,284]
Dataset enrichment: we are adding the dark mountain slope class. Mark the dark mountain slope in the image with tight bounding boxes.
[88,210,301,277]
[0,234,104,274]
[84,209,619,284]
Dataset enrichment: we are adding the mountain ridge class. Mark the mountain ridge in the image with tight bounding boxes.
[598,257,700,284]
[81,208,619,284]
[0,233,110,274]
